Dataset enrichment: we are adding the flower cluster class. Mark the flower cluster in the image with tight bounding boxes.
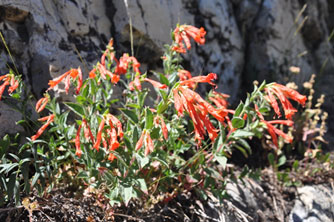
[264,83,307,119]
[90,39,141,86]
[255,105,293,148]
[31,114,55,141]
[172,25,206,53]
[261,83,307,148]
[48,67,83,94]
[0,74,19,100]
[173,73,231,145]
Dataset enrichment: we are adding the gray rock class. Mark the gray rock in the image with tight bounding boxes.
[289,185,334,222]
[0,102,23,136]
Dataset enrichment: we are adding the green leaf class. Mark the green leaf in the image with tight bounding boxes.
[136,179,148,194]
[136,154,149,168]
[292,160,299,171]
[120,108,138,123]
[231,130,254,138]
[231,117,245,129]
[268,153,275,167]
[234,103,244,117]
[77,171,89,179]
[21,163,30,193]
[82,82,90,97]
[168,71,178,84]
[237,139,252,155]
[8,153,20,162]
[152,156,169,168]
[0,163,19,174]
[127,104,141,109]
[138,91,148,109]
[196,189,208,201]
[145,108,153,129]
[150,127,160,139]
[123,136,132,150]
[215,156,227,170]
[7,173,16,199]
[277,155,286,167]
[157,72,169,86]
[122,186,133,205]
[132,127,139,147]
[259,107,270,113]
[234,144,248,158]
[14,180,20,204]
[159,89,168,101]
[19,158,32,165]
[16,120,27,126]
[157,100,169,114]
[64,102,85,117]
[31,172,40,188]
[19,143,31,153]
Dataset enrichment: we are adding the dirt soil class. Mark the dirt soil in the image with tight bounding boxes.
[1,164,333,222]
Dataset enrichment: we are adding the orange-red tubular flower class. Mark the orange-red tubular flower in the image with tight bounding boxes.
[144,131,154,156]
[144,78,167,89]
[154,116,168,140]
[116,53,141,75]
[271,87,297,120]
[0,75,8,81]
[35,96,49,113]
[264,83,307,119]
[31,114,55,141]
[178,70,195,89]
[264,88,281,118]
[255,105,293,148]
[274,83,307,106]
[0,74,20,98]
[172,25,206,53]
[135,131,145,151]
[179,86,228,122]
[93,118,105,151]
[173,85,231,145]
[107,114,123,138]
[75,125,82,157]
[108,153,116,162]
[101,39,115,66]
[209,91,230,109]
[97,64,107,80]
[108,127,120,151]
[178,70,192,80]
[82,119,95,143]
[89,68,96,79]
[180,73,217,88]
[8,79,19,94]
[76,67,83,94]
[173,89,184,116]
[160,118,168,140]
[48,68,81,94]
[106,127,120,162]
[0,81,10,100]
[129,76,141,91]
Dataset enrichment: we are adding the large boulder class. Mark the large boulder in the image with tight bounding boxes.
[0,0,333,146]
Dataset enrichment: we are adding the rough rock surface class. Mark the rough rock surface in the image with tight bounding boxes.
[0,102,23,136]
[0,1,333,135]
[289,184,334,222]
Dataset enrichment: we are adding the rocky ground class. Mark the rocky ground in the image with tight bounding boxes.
[1,162,333,222]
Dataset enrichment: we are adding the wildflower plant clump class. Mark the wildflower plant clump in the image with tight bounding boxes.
[0,24,308,206]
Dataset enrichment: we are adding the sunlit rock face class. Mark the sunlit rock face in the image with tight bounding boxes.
[0,0,333,146]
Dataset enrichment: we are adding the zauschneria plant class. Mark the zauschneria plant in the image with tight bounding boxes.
[0,24,307,205]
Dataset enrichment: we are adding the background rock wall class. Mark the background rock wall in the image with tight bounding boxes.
[0,0,333,146]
